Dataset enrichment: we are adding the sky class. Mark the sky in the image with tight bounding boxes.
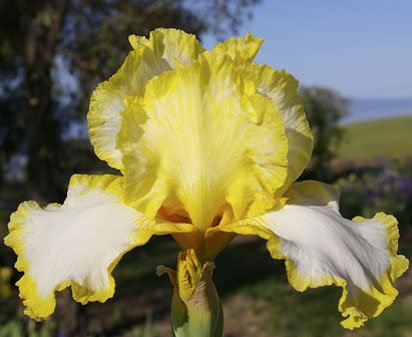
[203,0,412,99]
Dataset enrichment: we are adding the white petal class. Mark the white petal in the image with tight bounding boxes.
[216,181,408,329]
[262,205,390,289]
[259,181,408,329]
[4,174,191,321]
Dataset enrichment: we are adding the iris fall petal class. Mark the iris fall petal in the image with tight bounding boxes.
[216,180,408,329]
[4,174,191,320]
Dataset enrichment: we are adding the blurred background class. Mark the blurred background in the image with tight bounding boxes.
[0,0,411,336]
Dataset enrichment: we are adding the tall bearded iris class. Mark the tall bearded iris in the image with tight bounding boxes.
[5,29,408,335]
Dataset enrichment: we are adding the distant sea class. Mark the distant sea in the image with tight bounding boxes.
[342,97,412,124]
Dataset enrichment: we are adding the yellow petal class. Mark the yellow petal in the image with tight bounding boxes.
[88,29,204,169]
[239,65,313,193]
[117,53,288,233]
[210,33,263,64]
[129,28,204,67]
[4,174,192,321]
[216,180,408,329]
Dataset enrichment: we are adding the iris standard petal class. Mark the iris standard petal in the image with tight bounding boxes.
[117,53,288,231]
[215,181,408,329]
[206,31,313,189]
[209,33,263,64]
[4,174,192,321]
[240,65,313,193]
[88,28,203,169]
[129,28,204,67]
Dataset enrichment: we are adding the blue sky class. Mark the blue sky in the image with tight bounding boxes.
[203,0,412,99]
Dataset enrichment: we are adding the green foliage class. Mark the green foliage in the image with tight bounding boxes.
[300,87,349,179]
[339,116,412,159]
[129,316,160,337]
[0,313,159,337]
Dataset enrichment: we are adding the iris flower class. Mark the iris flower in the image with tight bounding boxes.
[5,29,408,334]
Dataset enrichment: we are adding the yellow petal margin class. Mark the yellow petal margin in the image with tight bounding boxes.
[240,64,313,193]
[117,52,288,230]
[340,212,409,329]
[88,29,203,170]
[4,174,192,321]
[206,31,312,191]
[209,33,263,64]
[129,28,204,67]
[215,181,408,329]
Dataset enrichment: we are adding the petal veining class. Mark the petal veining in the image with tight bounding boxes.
[88,28,203,169]
[216,180,408,329]
[118,54,288,231]
[4,174,192,320]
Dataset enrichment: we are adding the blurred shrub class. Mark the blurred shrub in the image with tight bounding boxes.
[300,87,349,180]
[0,266,12,299]
[335,161,412,231]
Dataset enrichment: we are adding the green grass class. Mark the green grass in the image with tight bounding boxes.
[238,277,412,337]
[338,115,412,159]
[1,234,412,337]
[228,240,412,337]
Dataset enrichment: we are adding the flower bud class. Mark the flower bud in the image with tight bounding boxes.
[158,249,223,337]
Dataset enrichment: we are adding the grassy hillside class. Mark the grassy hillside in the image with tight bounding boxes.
[338,115,412,159]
